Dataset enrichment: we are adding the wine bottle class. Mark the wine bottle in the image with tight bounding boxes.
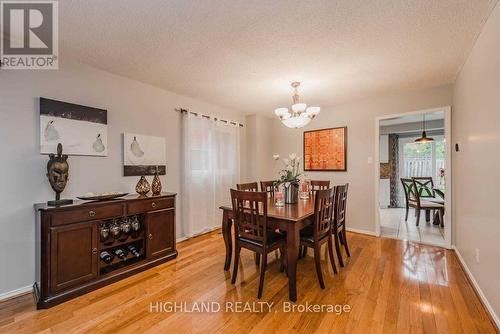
[100,251,113,264]
[127,245,141,258]
[114,248,128,261]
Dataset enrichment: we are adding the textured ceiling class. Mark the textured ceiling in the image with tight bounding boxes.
[60,0,496,115]
[380,111,444,126]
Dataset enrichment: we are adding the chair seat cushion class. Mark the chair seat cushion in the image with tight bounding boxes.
[420,200,444,208]
[424,197,444,205]
[240,230,285,247]
[300,225,328,243]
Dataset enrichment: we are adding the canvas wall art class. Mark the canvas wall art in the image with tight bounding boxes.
[303,127,347,171]
[40,98,108,156]
[123,133,166,176]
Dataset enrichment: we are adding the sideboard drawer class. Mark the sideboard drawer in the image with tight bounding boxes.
[51,203,125,226]
[127,197,174,214]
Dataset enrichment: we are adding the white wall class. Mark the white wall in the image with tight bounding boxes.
[0,61,245,297]
[452,2,500,322]
[270,85,452,233]
[244,114,274,182]
[378,135,390,208]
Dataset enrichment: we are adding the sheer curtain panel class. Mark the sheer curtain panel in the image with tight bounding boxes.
[181,114,240,238]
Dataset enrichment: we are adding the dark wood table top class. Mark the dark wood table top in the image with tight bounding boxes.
[35,192,177,211]
[219,196,315,222]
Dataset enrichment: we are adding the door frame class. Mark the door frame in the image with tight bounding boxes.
[374,106,452,249]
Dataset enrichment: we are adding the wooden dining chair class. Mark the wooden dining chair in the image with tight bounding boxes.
[236,182,258,192]
[230,189,286,298]
[401,178,444,226]
[300,180,330,258]
[310,180,330,193]
[299,188,337,289]
[332,184,350,267]
[260,181,275,197]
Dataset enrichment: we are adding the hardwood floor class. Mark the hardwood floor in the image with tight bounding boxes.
[0,230,497,333]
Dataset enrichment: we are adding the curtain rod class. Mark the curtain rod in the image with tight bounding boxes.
[175,108,244,127]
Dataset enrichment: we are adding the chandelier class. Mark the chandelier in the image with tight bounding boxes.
[274,82,320,128]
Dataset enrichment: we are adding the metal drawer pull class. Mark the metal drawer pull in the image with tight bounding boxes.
[148,234,153,240]
[151,202,156,208]
[89,210,96,217]
[92,247,98,254]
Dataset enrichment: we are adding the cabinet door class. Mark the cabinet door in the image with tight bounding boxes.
[50,222,98,293]
[146,209,175,258]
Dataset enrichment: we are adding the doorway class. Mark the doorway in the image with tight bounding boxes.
[375,107,451,248]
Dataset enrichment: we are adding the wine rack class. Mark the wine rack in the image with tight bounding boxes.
[99,241,145,275]
[99,215,145,275]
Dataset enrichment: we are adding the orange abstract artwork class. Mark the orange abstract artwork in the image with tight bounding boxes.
[303,127,347,171]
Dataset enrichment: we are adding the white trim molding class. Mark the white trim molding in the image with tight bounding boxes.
[453,246,500,329]
[346,227,378,237]
[0,285,32,302]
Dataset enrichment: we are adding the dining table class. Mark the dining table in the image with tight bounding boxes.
[219,195,315,302]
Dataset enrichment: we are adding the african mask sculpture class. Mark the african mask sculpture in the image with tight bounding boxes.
[46,143,73,206]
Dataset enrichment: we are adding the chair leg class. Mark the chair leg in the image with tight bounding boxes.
[425,210,430,222]
[415,209,420,226]
[313,245,325,289]
[255,253,260,266]
[439,209,444,228]
[302,246,308,258]
[339,231,345,245]
[279,246,285,273]
[328,235,338,274]
[231,244,241,284]
[342,229,351,258]
[405,206,409,221]
[334,231,344,268]
[257,252,267,299]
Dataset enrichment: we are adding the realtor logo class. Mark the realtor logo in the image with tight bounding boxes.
[1,0,58,69]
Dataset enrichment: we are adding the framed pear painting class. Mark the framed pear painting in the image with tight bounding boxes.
[303,127,347,171]
[40,98,108,156]
[123,133,167,176]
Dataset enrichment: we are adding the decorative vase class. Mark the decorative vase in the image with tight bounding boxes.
[135,176,150,195]
[151,167,162,195]
[284,183,299,204]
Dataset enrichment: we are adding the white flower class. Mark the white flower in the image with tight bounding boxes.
[283,158,289,166]
[273,154,280,160]
[289,153,297,161]
[286,165,293,171]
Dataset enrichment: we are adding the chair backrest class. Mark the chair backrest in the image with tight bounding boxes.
[401,178,418,204]
[230,189,268,247]
[260,181,275,197]
[311,180,330,192]
[313,188,336,238]
[236,182,258,192]
[412,177,435,198]
[334,184,349,229]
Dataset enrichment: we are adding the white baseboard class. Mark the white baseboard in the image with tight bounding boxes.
[176,225,221,243]
[0,285,32,302]
[346,227,378,237]
[452,245,500,329]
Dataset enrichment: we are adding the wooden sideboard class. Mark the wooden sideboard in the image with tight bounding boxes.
[34,193,177,309]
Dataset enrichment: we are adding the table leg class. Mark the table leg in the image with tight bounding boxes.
[222,210,233,271]
[286,225,300,302]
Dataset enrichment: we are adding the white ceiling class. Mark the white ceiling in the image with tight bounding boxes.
[60,0,496,115]
[380,111,444,126]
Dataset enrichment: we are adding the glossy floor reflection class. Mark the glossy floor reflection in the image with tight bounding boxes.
[0,230,495,333]
[380,208,446,246]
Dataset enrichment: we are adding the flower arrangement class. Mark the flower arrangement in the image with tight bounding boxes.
[274,153,301,187]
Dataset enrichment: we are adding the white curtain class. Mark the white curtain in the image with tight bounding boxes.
[181,114,240,238]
